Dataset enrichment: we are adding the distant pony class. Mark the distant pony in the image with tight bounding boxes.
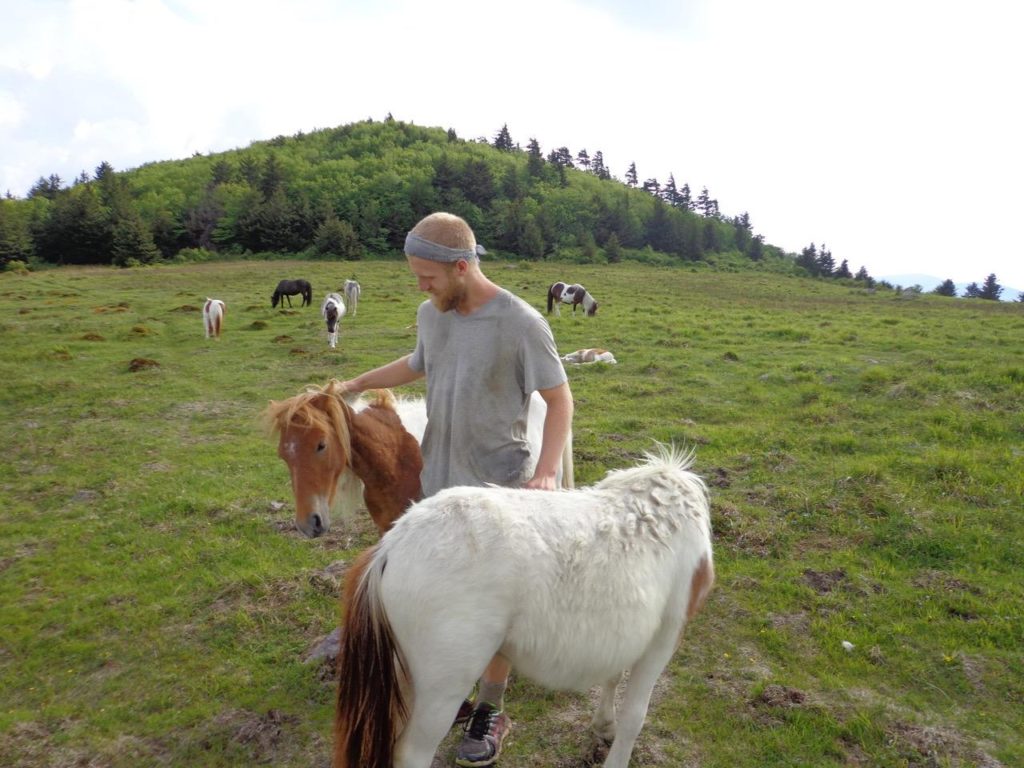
[321,293,346,349]
[547,281,598,317]
[272,279,312,308]
[343,279,361,317]
[562,347,616,364]
[202,298,225,339]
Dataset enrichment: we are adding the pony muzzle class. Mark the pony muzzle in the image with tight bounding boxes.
[295,494,332,538]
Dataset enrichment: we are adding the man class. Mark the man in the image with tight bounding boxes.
[340,212,573,767]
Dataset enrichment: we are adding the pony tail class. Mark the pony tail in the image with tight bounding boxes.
[546,285,554,314]
[333,546,407,768]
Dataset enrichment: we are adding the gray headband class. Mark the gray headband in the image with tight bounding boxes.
[405,232,487,262]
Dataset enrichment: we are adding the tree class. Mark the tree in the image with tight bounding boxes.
[28,174,63,200]
[796,243,819,275]
[604,231,622,263]
[547,147,574,169]
[1016,291,1024,302]
[661,174,679,207]
[696,186,710,216]
[641,178,660,196]
[526,138,544,177]
[314,215,361,259]
[575,149,590,172]
[963,282,981,298]
[933,279,957,297]
[677,182,692,211]
[835,259,851,278]
[816,245,835,277]
[625,162,638,188]
[979,273,1003,300]
[591,151,611,180]
[493,124,514,152]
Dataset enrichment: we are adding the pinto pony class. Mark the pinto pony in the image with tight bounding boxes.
[547,281,598,317]
[272,278,313,308]
[265,382,423,537]
[266,381,573,538]
[202,298,225,339]
[320,293,346,348]
[334,444,714,768]
[343,279,361,317]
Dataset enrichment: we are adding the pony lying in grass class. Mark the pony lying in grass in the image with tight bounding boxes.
[562,347,616,364]
[202,298,225,338]
[334,444,714,768]
[320,293,346,348]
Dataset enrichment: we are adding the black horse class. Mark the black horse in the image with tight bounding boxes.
[272,279,312,308]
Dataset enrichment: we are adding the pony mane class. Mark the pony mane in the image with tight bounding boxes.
[263,380,353,457]
[597,443,701,492]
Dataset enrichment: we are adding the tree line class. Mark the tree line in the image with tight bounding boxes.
[0,117,784,271]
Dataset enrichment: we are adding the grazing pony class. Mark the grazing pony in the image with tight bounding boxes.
[202,298,225,339]
[334,444,714,768]
[265,382,423,537]
[547,281,598,317]
[562,347,616,365]
[272,278,313,308]
[266,381,573,538]
[343,279,361,317]
[321,293,346,349]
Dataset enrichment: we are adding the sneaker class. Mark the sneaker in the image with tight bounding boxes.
[454,702,511,767]
[453,697,474,726]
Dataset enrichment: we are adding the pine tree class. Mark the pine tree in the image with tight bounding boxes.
[642,178,660,196]
[625,162,638,187]
[963,282,981,298]
[933,279,957,297]
[835,259,852,278]
[591,151,610,179]
[493,124,514,152]
[696,187,710,216]
[575,149,590,172]
[816,244,835,276]
[661,174,679,207]
[526,138,544,177]
[979,273,1003,300]
[678,183,692,211]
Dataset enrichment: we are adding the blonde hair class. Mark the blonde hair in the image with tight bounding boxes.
[410,212,476,251]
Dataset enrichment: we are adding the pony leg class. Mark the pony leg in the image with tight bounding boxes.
[394,690,470,768]
[601,629,680,768]
[590,674,622,742]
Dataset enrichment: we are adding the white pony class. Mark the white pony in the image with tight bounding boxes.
[333,391,573,526]
[343,279,361,317]
[334,444,713,768]
[202,298,225,339]
[321,293,346,348]
[562,347,617,364]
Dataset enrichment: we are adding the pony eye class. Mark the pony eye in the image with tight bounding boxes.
[316,441,327,453]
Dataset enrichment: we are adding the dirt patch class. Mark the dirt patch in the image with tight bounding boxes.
[309,560,349,595]
[802,568,848,594]
[128,357,160,372]
[250,320,269,330]
[173,304,201,312]
[912,569,981,595]
[81,332,104,341]
[273,334,293,343]
[289,348,308,356]
[886,721,1002,767]
[753,683,807,708]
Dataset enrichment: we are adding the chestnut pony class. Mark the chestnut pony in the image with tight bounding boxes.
[266,380,574,538]
[334,444,714,768]
[265,382,423,537]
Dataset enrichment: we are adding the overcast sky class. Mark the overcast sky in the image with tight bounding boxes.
[2,0,1022,291]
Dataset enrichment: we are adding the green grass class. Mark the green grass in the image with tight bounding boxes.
[1,260,1021,767]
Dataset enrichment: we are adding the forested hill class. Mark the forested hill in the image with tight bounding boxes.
[2,116,792,270]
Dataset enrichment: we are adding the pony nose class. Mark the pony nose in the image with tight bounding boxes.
[311,513,325,537]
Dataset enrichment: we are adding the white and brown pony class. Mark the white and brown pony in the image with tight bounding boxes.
[562,347,616,364]
[321,293,346,349]
[203,298,225,338]
[343,279,361,317]
[266,381,573,538]
[547,281,598,317]
[334,444,714,768]
[265,382,424,537]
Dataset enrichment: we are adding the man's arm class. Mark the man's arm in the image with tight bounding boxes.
[524,381,574,490]
[340,354,424,394]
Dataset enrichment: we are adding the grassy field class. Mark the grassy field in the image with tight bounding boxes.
[0,259,1021,767]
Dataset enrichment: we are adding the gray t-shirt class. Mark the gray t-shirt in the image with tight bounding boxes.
[408,288,567,497]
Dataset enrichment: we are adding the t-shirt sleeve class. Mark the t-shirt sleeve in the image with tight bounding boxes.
[521,315,568,393]
[408,301,430,373]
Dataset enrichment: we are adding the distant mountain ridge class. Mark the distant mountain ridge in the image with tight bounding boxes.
[878,273,1020,301]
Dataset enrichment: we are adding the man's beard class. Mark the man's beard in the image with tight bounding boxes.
[431,282,465,312]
